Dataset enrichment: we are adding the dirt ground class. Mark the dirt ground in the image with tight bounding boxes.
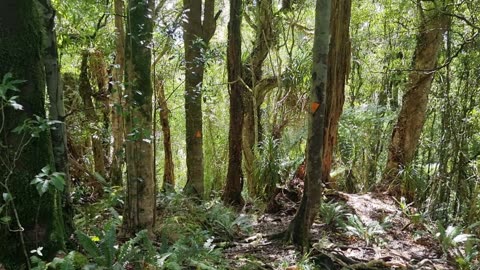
[224,192,455,270]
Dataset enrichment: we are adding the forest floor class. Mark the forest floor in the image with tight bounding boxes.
[224,191,455,270]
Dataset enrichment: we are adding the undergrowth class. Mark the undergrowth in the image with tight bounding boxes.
[31,190,253,269]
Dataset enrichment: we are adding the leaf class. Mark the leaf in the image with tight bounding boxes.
[8,98,23,110]
[50,173,65,192]
[2,192,12,202]
[0,216,12,224]
[75,231,101,258]
[93,172,107,186]
[40,180,50,196]
[453,234,473,244]
[99,223,117,267]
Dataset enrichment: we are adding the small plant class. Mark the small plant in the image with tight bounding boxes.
[434,223,479,269]
[319,201,348,230]
[31,222,159,269]
[344,214,384,246]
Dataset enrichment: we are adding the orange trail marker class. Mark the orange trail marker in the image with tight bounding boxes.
[195,130,202,138]
[311,102,320,113]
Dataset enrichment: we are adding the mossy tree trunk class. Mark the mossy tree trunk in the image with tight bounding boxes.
[223,0,245,208]
[110,0,126,186]
[0,0,65,267]
[38,0,74,238]
[79,52,107,181]
[123,0,156,236]
[183,0,218,198]
[284,0,331,249]
[380,1,450,196]
[241,0,276,199]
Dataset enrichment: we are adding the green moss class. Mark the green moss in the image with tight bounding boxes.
[0,0,66,268]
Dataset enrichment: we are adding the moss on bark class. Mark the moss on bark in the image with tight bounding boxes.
[0,0,65,267]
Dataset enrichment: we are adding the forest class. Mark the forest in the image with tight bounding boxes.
[0,0,479,269]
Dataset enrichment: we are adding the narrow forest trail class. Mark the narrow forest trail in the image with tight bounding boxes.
[225,192,454,269]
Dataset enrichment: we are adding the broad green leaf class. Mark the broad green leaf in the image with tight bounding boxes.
[75,231,101,258]
[50,173,65,192]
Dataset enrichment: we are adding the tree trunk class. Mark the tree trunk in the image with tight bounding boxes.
[110,0,126,186]
[223,0,245,208]
[284,0,332,248]
[123,0,156,236]
[0,0,66,266]
[241,0,276,198]
[183,0,217,198]
[380,2,450,195]
[156,77,175,191]
[39,0,74,238]
[321,0,351,189]
[79,52,107,180]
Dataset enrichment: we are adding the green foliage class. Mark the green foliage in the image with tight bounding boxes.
[0,72,25,111]
[319,201,348,230]
[253,137,284,199]
[344,214,385,246]
[31,223,158,270]
[73,186,123,234]
[30,165,66,196]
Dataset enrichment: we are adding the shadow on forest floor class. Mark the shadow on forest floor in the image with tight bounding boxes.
[224,192,455,270]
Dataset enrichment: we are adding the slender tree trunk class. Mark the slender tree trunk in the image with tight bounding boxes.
[380,2,450,195]
[223,0,245,208]
[123,0,156,236]
[284,0,332,248]
[38,0,74,238]
[0,0,65,266]
[79,52,107,180]
[110,0,126,186]
[156,77,175,190]
[183,0,217,198]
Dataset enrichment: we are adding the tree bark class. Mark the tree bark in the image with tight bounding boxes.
[79,52,107,180]
[241,0,276,198]
[156,77,175,191]
[38,0,74,239]
[380,1,450,195]
[123,0,156,236]
[284,0,332,248]
[110,0,126,186]
[0,0,66,266]
[321,0,351,189]
[223,0,245,208]
[183,0,218,198]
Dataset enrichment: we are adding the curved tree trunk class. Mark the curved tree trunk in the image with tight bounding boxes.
[241,0,276,198]
[381,2,450,196]
[123,0,156,236]
[223,0,245,208]
[0,0,66,266]
[156,77,175,191]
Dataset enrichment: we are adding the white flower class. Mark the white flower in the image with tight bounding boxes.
[30,246,43,257]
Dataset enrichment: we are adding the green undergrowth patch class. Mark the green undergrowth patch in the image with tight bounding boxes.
[30,190,253,269]
[155,191,254,268]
